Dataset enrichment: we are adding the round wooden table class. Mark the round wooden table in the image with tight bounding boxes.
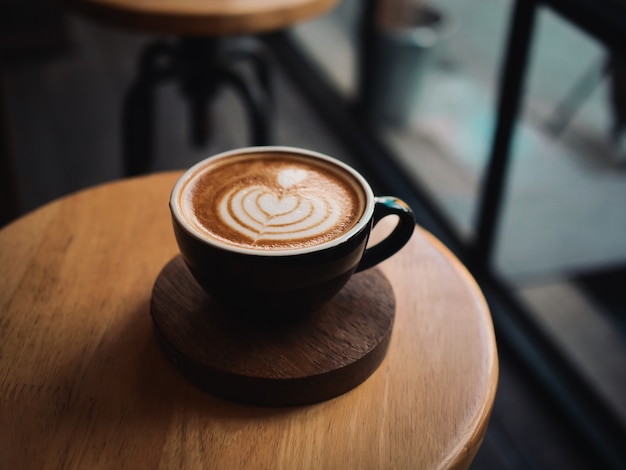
[0,172,498,469]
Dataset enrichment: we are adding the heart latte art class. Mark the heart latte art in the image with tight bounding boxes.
[180,154,366,250]
[220,176,341,242]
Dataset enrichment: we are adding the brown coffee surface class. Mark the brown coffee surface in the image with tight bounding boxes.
[180,152,366,250]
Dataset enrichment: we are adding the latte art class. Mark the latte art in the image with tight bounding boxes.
[180,153,366,250]
[220,171,341,243]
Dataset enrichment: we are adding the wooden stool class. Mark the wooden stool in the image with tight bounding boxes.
[63,0,339,175]
[0,172,498,469]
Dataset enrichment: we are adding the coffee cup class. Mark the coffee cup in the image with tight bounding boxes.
[170,146,415,317]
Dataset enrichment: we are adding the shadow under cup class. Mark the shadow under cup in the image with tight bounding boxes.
[170,147,415,319]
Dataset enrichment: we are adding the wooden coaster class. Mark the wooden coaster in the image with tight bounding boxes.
[150,255,396,406]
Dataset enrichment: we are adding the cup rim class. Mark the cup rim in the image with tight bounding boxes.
[170,146,375,257]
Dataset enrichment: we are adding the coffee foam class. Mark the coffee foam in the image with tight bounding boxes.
[178,151,368,251]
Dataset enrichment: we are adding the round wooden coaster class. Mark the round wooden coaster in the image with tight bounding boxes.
[150,255,396,406]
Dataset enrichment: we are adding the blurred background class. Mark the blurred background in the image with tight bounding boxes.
[1,0,625,467]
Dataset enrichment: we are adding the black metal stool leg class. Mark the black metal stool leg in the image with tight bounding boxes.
[122,41,176,176]
[220,67,272,146]
[227,39,275,133]
[177,36,274,149]
[178,38,221,149]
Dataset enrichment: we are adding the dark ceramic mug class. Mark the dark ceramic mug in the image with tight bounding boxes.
[170,146,415,317]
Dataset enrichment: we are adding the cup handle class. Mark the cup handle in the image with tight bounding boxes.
[356,196,415,272]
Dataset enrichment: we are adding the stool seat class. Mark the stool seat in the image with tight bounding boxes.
[64,0,339,35]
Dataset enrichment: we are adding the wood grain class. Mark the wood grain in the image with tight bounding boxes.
[63,0,340,35]
[0,172,498,469]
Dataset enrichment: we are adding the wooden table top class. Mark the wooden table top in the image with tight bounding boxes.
[0,172,498,469]
[64,0,339,35]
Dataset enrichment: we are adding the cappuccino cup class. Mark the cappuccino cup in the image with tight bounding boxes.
[170,146,415,317]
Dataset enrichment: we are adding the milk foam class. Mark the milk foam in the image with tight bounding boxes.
[219,176,341,243]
